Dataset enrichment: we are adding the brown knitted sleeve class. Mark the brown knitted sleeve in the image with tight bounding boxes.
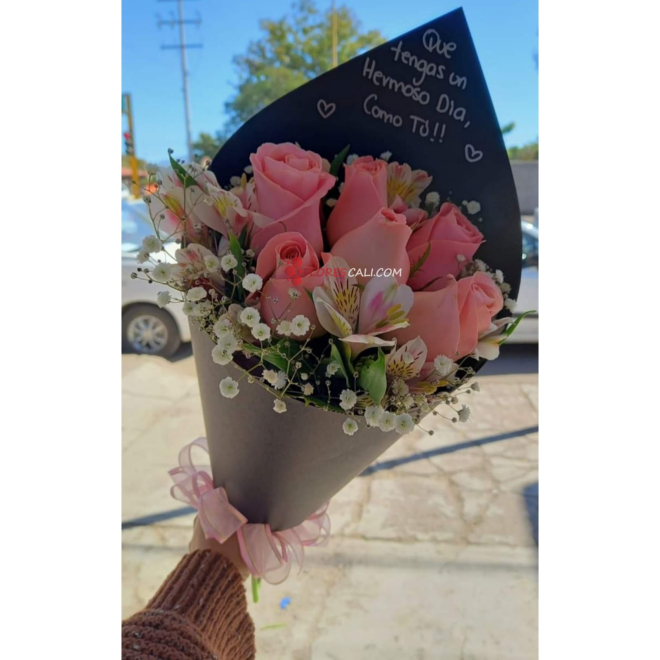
[122,549,255,660]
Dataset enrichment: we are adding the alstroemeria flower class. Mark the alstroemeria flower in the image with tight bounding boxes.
[312,257,413,357]
[385,337,428,380]
[146,164,221,242]
[473,316,514,360]
[170,244,223,288]
[386,161,433,207]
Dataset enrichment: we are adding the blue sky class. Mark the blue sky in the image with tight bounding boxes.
[122,0,538,164]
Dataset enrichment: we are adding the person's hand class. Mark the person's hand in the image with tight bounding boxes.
[189,516,250,580]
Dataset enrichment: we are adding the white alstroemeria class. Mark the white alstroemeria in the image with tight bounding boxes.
[211,345,233,366]
[457,405,471,423]
[339,389,357,411]
[136,250,150,264]
[273,399,287,413]
[156,291,171,308]
[291,315,311,337]
[433,355,455,378]
[142,235,163,254]
[204,254,221,272]
[342,418,359,436]
[378,411,397,432]
[386,161,433,206]
[242,273,263,293]
[365,405,384,428]
[251,323,271,341]
[151,263,172,283]
[276,320,293,336]
[219,377,239,399]
[395,413,414,434]
[302,383,314,396]
[240,307,260,328]
[313,256,413,358]
[474,317,514,361]
[326,361,340,377]
[186,286,207,302]
[220,254,238,272]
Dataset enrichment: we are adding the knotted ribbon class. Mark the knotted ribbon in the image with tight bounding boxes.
[169,437,331,584]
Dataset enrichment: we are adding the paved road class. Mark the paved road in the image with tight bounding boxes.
[122,347,538,659]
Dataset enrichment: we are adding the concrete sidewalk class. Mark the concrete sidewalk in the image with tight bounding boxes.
[122,348,538,659]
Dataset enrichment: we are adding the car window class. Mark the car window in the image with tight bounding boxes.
[522,230,539,268]
[122,202,153,253]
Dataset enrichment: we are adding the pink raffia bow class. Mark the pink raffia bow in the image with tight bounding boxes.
[169,437,331,585]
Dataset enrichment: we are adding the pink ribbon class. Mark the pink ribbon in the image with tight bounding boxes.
[169,437,331,585]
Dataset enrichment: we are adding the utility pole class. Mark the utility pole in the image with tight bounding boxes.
[331,1,338,68]
[157,0,202,162]
[122,93,140,199]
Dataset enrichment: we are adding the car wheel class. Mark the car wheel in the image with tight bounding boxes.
[122,304,181,358]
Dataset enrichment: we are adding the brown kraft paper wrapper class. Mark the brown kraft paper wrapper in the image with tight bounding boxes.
[191,327,401,531]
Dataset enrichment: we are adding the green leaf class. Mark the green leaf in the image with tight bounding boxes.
[228,232,246,279]
[499,310,536,344]
[329,144,351,178]
[330,342,351,386]
[409,242,432,278]
[357,349,387,405]
[251,576,262,603]
[169,154,197,188]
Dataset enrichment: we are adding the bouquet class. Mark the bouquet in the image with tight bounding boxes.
[134,8,525,585]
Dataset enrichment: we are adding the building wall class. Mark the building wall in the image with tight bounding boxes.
[510,160,538,215]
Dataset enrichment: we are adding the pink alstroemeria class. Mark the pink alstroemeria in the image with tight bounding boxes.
[146,163,221,242]
[170,244,224,288]
[385,337,428,380]
[312,257,413,357]
[386,161,433,207]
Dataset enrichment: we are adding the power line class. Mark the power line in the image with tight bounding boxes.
[156,0,202,162]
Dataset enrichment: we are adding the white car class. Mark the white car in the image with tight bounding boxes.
[122,199,191,357]
[507,221,539,343]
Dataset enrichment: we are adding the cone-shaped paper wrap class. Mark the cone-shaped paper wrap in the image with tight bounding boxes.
[192,328,401,531]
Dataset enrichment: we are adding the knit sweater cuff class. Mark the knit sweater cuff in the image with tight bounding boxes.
[146,549,255,657]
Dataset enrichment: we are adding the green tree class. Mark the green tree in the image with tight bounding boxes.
[192,131,227,160]
[508,141,539,161]
[225,0,385,128]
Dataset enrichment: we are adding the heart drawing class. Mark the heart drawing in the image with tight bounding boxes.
[317,99,336,119]
[464,144,484,163]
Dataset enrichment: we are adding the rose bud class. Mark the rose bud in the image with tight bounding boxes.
[407,203,484,291]
[326,156,388,246]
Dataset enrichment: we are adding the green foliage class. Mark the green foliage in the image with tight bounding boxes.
[500,121,516,136]
[330,342,351,386]
[357,349,387,405]
[192,131,227,160]
[508,140,539,161]
[329,144,351,178]
[224,1,385,128]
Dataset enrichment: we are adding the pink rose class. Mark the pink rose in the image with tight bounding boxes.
[326,156,388,246]
[387,272,503,361]
[330,208,411,285]
[249,143,335,255]
[390,196,429,227]
[255,232,326,339]
[455,272,504,358]
[386,278,461,362]
[407,203,484,291]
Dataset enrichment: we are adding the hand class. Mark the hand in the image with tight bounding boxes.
[189,516,250,580]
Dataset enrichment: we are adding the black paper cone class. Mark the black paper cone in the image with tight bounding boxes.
[211,7,522,301]
[192,328,401,531]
